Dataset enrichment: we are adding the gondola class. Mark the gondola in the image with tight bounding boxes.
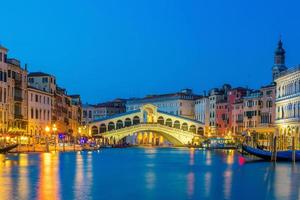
[242,145,300,161]
[0,144,18,154]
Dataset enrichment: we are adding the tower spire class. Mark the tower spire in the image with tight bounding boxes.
[272,36,287,81]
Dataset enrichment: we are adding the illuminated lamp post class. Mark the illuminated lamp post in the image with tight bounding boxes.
[52,124,57,151]
[45,126,50,152]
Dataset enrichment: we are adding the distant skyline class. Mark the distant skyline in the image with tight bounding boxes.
[1,0,300,104]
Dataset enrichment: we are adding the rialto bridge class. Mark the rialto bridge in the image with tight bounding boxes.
[88,104,205,146]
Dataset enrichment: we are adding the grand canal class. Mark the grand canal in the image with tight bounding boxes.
[0,148,299,200]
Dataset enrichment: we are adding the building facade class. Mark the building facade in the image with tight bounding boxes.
[27,86,52,136]
[194,96,209,130]
[82,99,126,125]
[208,84,231,136]
[0,45,28,136]
[126,89,200,119]
[275,66,300,136]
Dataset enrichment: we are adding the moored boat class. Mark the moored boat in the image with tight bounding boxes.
[242,145,300,161]
[202,138,237,150]
[0,144,18,154]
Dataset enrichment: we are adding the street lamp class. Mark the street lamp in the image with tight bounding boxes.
[52,124,57,151]
[45,126,50,152]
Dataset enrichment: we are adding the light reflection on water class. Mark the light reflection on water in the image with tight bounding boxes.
[38,153,60,200]
[0,148,300,200]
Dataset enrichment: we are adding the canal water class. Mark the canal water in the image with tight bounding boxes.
[0,148,299,200]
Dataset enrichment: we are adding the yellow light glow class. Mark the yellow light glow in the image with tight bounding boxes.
[45,126,50,132]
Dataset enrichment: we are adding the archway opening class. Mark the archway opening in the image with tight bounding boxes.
[189,125,196,133]
[166,118,172,127]
[182,123,188,131]
[99,124,106,133]
[91,126,98,135]
[116,120,123,129]
[133,116,140,125]
[197,127,204,136]
[174,120,180,129]
[108,122,115,131]
[125,118,132,127]
[157,116,164,125]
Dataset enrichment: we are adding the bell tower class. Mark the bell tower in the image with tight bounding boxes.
[272,37,287,81]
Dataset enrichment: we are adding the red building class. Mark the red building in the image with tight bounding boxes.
[215,87,248,136]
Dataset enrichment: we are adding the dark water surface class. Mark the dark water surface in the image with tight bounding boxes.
[0,148,299,200]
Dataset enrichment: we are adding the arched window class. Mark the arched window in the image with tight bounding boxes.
[133,116,140,125]
[174,120,180,129]
[99,124,106,133]
[157,116,164,125]
[116,120,123,129]
[125,118,132,127]
[108,122,115,131]
[166,118,172,127]
[182,123,188,131]
[189,125,196,133]
[91,126,98,135]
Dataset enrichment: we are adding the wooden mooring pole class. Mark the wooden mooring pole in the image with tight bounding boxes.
[292,135,296,163]
[271,135,277,162]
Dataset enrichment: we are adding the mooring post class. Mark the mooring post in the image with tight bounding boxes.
[292,135,295,163]
[271,132,277,162]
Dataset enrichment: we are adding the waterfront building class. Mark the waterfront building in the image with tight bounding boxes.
[53,87,72,135]
[232,99,244,135]
[0,45,28,137]
[82,99,126,125]
[28,72,56,94]
[126,89,200,119]
[215,100,229,136]
[194,96,209,134]
[81,103,94,125]
[275,65,300,136]
[27,86,52,136]
[7,58,28,135]
[243,90,261,130]
[208,84,231,136]
[28,72,81,138]
[243,84,276,140]
[69,95,82,138]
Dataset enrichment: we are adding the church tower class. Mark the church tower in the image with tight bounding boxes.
[272,38,287,80]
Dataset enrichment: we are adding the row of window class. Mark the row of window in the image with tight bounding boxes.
[30,93,51,104]
[245,100,273,108]
[0,52,7,63]
[30,108,50,120]
[277,102,300,119]
[277,80,300,98]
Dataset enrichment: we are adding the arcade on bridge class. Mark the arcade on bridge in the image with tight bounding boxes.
[88,104,205,146]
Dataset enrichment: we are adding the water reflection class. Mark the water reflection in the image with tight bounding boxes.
[187,172,195,198]
[145,148,156,190]
[74,152,93,199]
[0,154,12,199]
[18,154,29,200]
[0,149,299,200]
[204,172,212,198]
[37,153,60,200]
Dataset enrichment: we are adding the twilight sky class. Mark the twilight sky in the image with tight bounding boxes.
[0,0,300,103]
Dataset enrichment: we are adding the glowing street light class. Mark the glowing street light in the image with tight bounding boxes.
[45,126,50,152]
[45,126,50,133]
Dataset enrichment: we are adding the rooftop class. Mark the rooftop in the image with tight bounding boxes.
[28,72,52,77]
[275,65,300,80]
